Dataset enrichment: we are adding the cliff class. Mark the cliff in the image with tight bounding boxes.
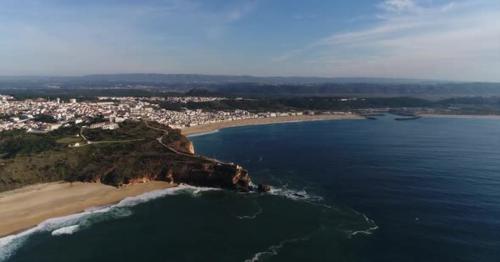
[0,120,255,192]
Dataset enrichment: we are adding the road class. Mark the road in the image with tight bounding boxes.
[144,121,226,163]
[79,127,144,146]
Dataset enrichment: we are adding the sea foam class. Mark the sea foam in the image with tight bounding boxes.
[51,225,80,236]
[244,235,310,262]
[268,185,378,238]
[0,184,218,262]
[268,186,326,205]
[348,214,379,238]
[237,206,263,220]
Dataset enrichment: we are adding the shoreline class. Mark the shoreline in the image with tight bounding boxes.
[0,181,176,238]
[420,113,500,120]
[182,114,364,136]
[3,113,489,238]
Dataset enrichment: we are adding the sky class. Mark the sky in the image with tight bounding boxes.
[0,0,499,81]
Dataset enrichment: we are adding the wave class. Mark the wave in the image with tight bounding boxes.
[348,214,379,238]
[0,208,114,262]
[244,235,310,262]
[349,225,379,237]
[51,225,80,236]
[237,206,263,220]
[267,185,378,238]
[268,186,330,209]
[238,183,330,220]
[0,184,218,262]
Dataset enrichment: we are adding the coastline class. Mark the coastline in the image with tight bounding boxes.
[0,114,361,239]
[182,114,364,136]
[0,181,175,238]
[420,113,500,120]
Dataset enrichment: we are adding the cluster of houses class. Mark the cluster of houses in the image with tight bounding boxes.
[0,95,351,133]
[97,96,227,104]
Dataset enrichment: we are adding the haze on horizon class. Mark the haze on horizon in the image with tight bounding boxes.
[0,0,499,82]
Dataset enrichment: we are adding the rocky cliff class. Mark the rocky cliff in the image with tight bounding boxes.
[0,121,256,192]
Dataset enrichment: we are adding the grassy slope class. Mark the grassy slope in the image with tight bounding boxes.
[0,121,192,192]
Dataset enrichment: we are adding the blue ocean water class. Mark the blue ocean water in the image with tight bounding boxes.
[2,115,500,261]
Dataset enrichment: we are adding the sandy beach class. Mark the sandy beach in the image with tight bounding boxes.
[0,181,175,237]
[0,114,361,238]
[182,114,364,136]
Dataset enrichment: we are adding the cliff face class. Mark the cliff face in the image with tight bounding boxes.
[99,158,252,191]
[97,141,253,191]
[140,123,251,191]
[160,161,251,191]
[171,134,193,154]
[0,121,253,192]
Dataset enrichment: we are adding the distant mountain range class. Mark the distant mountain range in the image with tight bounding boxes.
[0,74,499,98]
[0,73,454,85]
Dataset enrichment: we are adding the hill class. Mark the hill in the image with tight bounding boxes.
[0,121,252,192]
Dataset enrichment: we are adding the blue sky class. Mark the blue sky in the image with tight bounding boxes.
[0,0,499,81]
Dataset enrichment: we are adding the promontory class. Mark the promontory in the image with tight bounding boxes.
[0,120,254,193]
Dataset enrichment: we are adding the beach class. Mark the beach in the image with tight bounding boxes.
[0,181,175,237]
[0,114,361,239]
[182,114,363,136]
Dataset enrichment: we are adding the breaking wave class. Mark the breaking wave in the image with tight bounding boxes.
[0,184,218,262]
[269,186,323,202]
[51,225,80,236]
[244,235,310,262]
[267,185,378,238]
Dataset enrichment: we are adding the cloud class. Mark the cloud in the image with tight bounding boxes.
[0,0,497,81]
[273,0,500,81]
[380,0,418,13]
[226,1,256,23]
[0,0,259,75]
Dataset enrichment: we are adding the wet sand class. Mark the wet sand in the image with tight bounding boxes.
[0,181,175,237]
[0,114,362,237]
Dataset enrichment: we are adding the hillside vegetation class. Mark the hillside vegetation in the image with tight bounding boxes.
[0,121,250,192]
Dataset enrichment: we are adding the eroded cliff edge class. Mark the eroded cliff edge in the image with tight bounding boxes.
[0,120,254,192]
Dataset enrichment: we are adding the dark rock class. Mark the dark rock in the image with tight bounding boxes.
[169,162,252,192]
[257,184,271,193]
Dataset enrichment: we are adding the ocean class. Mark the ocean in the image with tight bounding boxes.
[2,115,500,261]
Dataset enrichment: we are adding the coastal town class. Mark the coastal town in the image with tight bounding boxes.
[0,94,355,132]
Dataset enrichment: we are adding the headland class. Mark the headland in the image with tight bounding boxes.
[0,115,362,238]
[0,120,255,237]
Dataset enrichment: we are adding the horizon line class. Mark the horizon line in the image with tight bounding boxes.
[0,73,495,84]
